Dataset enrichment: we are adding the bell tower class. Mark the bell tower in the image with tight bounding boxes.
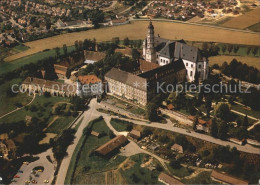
[145,21,156,63]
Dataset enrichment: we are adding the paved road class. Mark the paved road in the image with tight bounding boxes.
[114,116,260,154]
[10,149,55,185]
[0,93,35,119]
[55,99,100,185]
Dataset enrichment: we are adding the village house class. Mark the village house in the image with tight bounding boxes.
[83,50,106,64]
[158,172,185,185]
[171,143,183,154]
[211,170,248,185]
[95,135,128,156]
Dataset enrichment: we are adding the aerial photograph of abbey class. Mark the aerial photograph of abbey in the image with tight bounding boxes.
[0,0,259,185]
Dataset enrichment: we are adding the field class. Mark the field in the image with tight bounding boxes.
[0,78,33,116]
[221,8,260,29]
[0,45,75,76]
[4,20,260,63]
[209,56,260,69]
[71,118,126,184]
[248,22,260,32]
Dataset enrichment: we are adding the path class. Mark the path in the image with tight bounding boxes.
[0,93,35,119]
[105,114,260,154]
[55,99,100,185]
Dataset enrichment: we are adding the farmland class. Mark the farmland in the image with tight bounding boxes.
[221,8,260,29]
[5,20,260,62]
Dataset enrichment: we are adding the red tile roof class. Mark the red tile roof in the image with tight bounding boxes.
[78,75,101,85]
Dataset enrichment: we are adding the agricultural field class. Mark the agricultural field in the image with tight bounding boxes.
[221,8,260,29]
[4,20,260,63]
[209,55,260,69]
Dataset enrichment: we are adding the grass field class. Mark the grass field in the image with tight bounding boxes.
[45,116,75,134]
[217,43,260,57]
[4,20,260,63]
[120,154,164,185]
[0,45,75,76]
[0,95,69,125]
[209,56,260,69]
[0,78,33,116]
[110,118,133,132]
[221,8,260,29]
[72,118,126,184]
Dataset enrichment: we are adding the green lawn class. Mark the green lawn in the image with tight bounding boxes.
[71,118,126,184]
[110,118,133,132]
[0,45,75,75]
[120,154,164,185]
[46,116,75,134]
[0,95,69,125]
[0,78,33,116]
[11,45,30,53]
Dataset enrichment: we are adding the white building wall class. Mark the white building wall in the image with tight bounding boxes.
[183,59,196,82]
[158,56,170,66]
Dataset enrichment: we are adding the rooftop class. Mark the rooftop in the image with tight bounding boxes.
[211,170,248,185]
[78,75,101,85]
[158,172,185,185]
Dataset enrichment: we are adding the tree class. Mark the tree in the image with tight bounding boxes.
[252,47,259,56]
[214,103,231,122]
[63,44,68,56]
[123,37,130,46]
[210,117,218,138]
[227,45,234,54]
[75,40,79,51]
[146,102,158,121]
[55,47,60,58]
[132,48,140,60]
[222,45,227,53]
[112,37,120,45]
[218,121,228,140]
[109,130,115,139]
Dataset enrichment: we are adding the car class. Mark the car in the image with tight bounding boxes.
[43,180,49,183]
[14,175,20,178]
[31,180,37,184]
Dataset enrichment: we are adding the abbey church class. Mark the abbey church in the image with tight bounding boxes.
[143,21,208,82]
[105,21,209,105]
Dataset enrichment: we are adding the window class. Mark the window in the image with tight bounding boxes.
[191,64,193,68]
[186,63,188,66]
[190,71,193,77]
[198,64,201,69]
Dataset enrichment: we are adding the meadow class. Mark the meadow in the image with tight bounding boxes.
[5,20,260,62]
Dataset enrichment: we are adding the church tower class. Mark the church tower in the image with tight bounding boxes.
[145,21,156,63]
